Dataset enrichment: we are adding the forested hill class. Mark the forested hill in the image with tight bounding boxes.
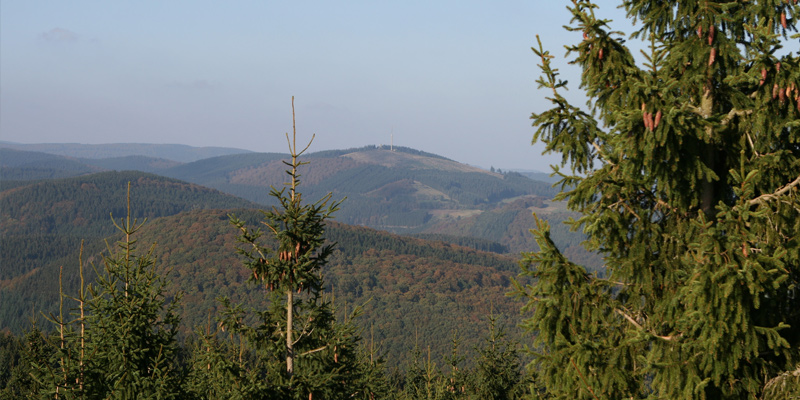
[0,143,596,259]
[158,145,558,235]
[2,203,524,369]
[0,170,258,238]
[0,171,260,333]
[0,148,104,181]
[0,141,251,162]
[144,210,523,367]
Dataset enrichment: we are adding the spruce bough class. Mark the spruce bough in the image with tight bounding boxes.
[515,1,800,399]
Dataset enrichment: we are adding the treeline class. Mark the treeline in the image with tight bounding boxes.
[0,225,529,398]
[408,233,509,254]
[0,171,255,238]
[0,317,528,399]
[1,208,526,374]
[0,146,533,398]
[0,148,101,181]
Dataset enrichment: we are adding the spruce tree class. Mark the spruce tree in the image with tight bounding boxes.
[30,184,184,399]
[514,1,800,399]
[220,97,387,399]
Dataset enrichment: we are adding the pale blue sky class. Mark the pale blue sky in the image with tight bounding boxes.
[1,1,630,171]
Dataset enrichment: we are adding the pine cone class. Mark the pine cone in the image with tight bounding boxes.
[708,25,715,45]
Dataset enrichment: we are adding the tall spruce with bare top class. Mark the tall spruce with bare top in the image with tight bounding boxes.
[514,1,800,399]
[219,98,387,399]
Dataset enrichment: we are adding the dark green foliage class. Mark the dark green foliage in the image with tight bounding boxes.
[0,327,49,398]
[1,204,524,371]
[0,170,257,238]
[29,186,185,398]
[0,171,257,341]
[516,1,800,398]
[467,316,524,400]
[213,106,389,398]
[396,317,528,400]
[80,213,184,397]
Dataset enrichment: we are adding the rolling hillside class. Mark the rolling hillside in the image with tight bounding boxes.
[0,142,598,265]
[0,173,526,368]
[159,145,559,236]
[0,141,251,162]
[0,171,259,331]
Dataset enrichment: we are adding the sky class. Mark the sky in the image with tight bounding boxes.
[0,1,632,171]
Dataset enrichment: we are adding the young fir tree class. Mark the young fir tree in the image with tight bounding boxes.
[31,184,184,399]
[514,1,800,399]
[467,316,524,400]
[217,97,387,399]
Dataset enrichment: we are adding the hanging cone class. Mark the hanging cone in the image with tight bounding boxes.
[708,25,715,45]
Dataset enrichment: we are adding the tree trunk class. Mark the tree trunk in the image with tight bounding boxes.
[286,289,294,377]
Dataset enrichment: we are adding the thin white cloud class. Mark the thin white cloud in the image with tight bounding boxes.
[38,28,79,42]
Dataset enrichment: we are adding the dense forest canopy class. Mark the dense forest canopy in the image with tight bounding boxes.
[515,0,800,399]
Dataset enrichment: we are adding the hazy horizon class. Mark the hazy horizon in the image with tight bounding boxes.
[1,2,631,171]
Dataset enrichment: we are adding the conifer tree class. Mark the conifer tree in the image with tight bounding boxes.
[514,1,800,399]
[31,184,184,399]
[222,97,387,399]
[468,316,524,400]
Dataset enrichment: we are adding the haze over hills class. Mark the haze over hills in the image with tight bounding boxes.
[0,142,600,266]
[0,141,252,163]
[0,170,526,367]
[0,142,603,369]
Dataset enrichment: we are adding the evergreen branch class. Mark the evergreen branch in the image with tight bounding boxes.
[615,308,678,341]
[748,174,800,206]
[720,108,753,126]
[569,358,600,400]
[298,346,327,357]
[745,132,760,157]
[591,141,615,166]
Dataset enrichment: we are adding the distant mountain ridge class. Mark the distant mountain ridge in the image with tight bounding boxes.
[0,141,251,163]
[0,171,524,367]
[0,142,598,264]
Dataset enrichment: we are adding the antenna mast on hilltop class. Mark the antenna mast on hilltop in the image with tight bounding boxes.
[390,127,394,151]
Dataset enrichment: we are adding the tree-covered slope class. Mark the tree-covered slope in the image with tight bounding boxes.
[158,145,558,234]
[0,142,596,272]
[1,205,524,370]
[79,155,182,173]
[0,148,102,181]
[0,171,260,331]
[0,171,257,238]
